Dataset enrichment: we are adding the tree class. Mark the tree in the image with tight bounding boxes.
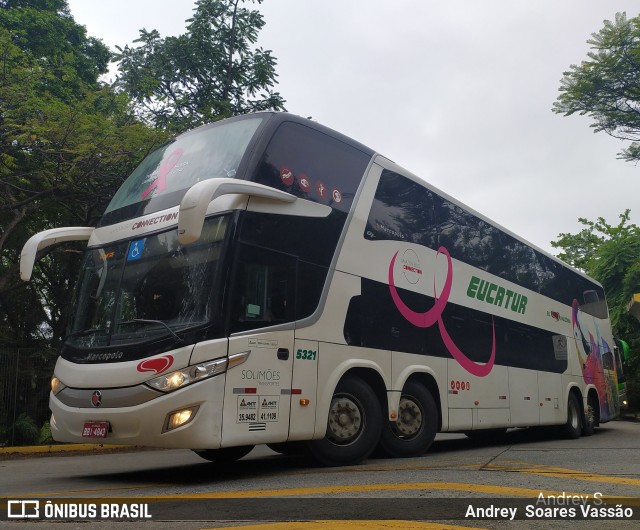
[0,1,164,347]
[114,0,286,134]
[553,12,640,164]
[552,210,640,333]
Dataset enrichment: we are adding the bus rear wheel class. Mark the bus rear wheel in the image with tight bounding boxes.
[307,376,382,466]
[563,393,582,439]
[378,381,438,458]
[193,445,254,463]
[582,395,597,436]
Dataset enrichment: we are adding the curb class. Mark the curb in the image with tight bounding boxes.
[0,443,145,457]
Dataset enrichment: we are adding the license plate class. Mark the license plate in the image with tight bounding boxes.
[82,421,109,438]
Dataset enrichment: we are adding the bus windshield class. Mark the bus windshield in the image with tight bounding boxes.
[65,216,229,348]
[104,116,263,215]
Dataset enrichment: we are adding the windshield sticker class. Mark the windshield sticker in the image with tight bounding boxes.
[298,173,311,193]
[389,247,496,377]
[280,166,294,186]
[127,239,146,261]
[316,181,327,200]
[141,147,184,200]
[331,188,343,204]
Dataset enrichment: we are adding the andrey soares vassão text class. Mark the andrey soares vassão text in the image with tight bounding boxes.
[465,492,635,521]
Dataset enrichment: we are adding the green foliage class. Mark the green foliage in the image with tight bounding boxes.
[553,12,640,163]
[37,420,53,445]
[624,354,640,411]
[552,210,640,411]
[0,1,165,348]
[114,0,286,133]
[552,210,640,331]
[12,413,38,445]
[0,0,287,443]
[0,0,111,98]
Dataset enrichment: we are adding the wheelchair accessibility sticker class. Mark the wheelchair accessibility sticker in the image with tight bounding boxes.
[127,239,146,261]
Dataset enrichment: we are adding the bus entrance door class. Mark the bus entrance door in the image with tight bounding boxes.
[222,332,295,447]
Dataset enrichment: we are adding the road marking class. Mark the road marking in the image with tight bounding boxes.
[13,462,640,501]
[115,482,617,500]
[481,461,640,487]
[203,522,484,530]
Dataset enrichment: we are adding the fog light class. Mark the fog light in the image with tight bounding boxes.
[164,406,199,432]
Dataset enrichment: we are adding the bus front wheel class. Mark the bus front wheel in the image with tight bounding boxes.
[308,376,382,466]
[378,381,438,458]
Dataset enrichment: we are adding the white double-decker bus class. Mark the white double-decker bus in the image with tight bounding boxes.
[21,112,619,465]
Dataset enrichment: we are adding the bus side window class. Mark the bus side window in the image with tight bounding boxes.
[231,244,296,333]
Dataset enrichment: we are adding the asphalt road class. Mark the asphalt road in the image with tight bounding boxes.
[1,419,640,529]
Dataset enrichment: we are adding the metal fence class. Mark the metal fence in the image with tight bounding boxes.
[0,347,56,447]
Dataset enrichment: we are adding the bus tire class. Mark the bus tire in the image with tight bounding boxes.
[193,445,254,463]
[307,376,382,466]
[582,396,597,436]
[378,381,438,458]
[563,393,582,439]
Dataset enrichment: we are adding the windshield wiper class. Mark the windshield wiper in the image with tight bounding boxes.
[66,328,106,339]
[124,319,184,344]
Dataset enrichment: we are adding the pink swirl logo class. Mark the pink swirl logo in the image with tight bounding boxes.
[137,355,174,375]
[141,147,184,200]
[389,248,496,377]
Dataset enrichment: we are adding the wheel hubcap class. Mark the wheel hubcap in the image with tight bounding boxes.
[394,396,423,438]
[327,396,362,444]
[586,403,595,427]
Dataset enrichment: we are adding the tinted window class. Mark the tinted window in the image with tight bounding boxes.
[229,243,329,333]
[344,278,567,373]
[252,121,371,213]
[239,210,347,268]
[365,170,607,317]
[230,244,296,333]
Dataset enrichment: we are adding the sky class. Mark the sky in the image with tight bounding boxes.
[66,0,640,255]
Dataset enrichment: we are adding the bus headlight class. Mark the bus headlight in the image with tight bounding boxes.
[146,358,228,393]
[51,376,66,395]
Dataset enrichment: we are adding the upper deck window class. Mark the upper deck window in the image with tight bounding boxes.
[366,170,607,317]
[103,117,263,217]
[251,121,371,214]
